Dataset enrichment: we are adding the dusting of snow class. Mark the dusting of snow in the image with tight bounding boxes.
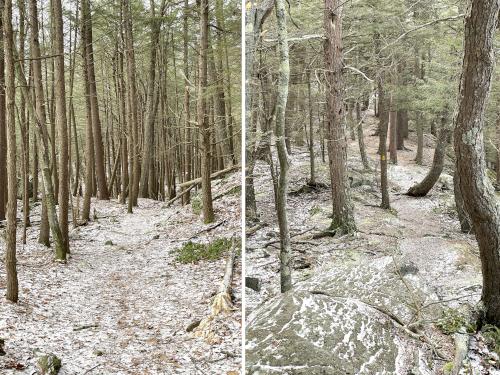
[0,172,241,374]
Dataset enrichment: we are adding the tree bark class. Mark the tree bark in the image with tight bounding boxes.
[82,0,109,200]
[53,0,70,256]
[198,0,215,224]
[0,0,5,222]
[275,0,292,293]
[4,0,18,302]
[324,0,356,233]
[378,78,390,209]
[27,0,65,258]
[407,115,451,197]
[356,102,370,170]
[453,0,500,325]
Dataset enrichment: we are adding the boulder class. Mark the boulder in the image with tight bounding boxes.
[246,257,436,374]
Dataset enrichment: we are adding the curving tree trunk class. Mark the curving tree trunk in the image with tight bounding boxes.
[407,114,451,197]
[453,0,500,325]
[324,0,356,233]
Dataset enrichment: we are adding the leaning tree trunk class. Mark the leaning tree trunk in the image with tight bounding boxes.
[275,0,292,293]
[4,0,18,302]
[324,0,356,233]
[453,0,500,326]
[407,116,451,197]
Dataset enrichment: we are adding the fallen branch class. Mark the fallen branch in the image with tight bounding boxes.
[73,324,99,331]
[452,328,470,375]
[165,184,196,207]
[178,165,239,189]
[188,220,227,240]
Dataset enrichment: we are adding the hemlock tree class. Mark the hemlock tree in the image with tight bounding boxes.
[324,0,356,234]
[453,0,500,325]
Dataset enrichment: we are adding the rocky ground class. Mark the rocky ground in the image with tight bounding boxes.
[0,172,242,374]
[245,113,499,374]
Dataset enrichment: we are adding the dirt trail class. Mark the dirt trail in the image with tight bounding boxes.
[0,173,241,374]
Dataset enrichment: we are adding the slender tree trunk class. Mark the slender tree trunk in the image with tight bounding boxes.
[275,0,292,293]
[324,0,355,233]
[4,0,18,302]
[415,111,424,165]
[82,0,108,200]
[356,102,370,170]
[182,0,191,204]
[453,0,500,325]
[0,1,5,222]
[378,78,390,209]
[307,71,315,184]
[496,111,500,189]
[198,0,214,224]
[389,95,398,164]
[124,0,139,211]
[52,0,69,255]
[27,0,65,259]
[139,0,162,198]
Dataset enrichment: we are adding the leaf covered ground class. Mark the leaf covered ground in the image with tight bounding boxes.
[0,172,241,374]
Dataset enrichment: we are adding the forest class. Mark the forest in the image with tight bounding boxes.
[0,0,242,373]
[245,0,500,373]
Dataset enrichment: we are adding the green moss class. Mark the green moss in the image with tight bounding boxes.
[175,238,232,264]
[191,196,203,215]
[309,205,321,216]
[104,240,114,246]
[442,362,454,374]
[37,354,62,375]
[482,324,500,356]
[436,308,466,335]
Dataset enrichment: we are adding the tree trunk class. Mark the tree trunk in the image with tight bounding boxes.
[378,78,390,209]
[415,111,424,165]
[27,0,65,259]
[0,0,5,222]
[198,0,214,224]
[82,0,109,200]
[275,0,292,293]
[324,0,356,234]
[4,0,18,302]
[53,0,70,256]
[389,96,398,164]
[453,0,500,325]
[356,102,370,170]
[307,71,315,184]
[407,116,451,197]
[139,0,162,198]
[124,0,139,211]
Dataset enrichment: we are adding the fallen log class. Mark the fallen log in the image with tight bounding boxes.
[178,165,239,189]
[211,241,237,315]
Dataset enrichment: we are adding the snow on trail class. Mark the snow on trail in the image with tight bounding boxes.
[0,173,241,374]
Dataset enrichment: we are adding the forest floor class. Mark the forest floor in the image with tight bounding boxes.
[246,112,499,374]
[0,172,241,374]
